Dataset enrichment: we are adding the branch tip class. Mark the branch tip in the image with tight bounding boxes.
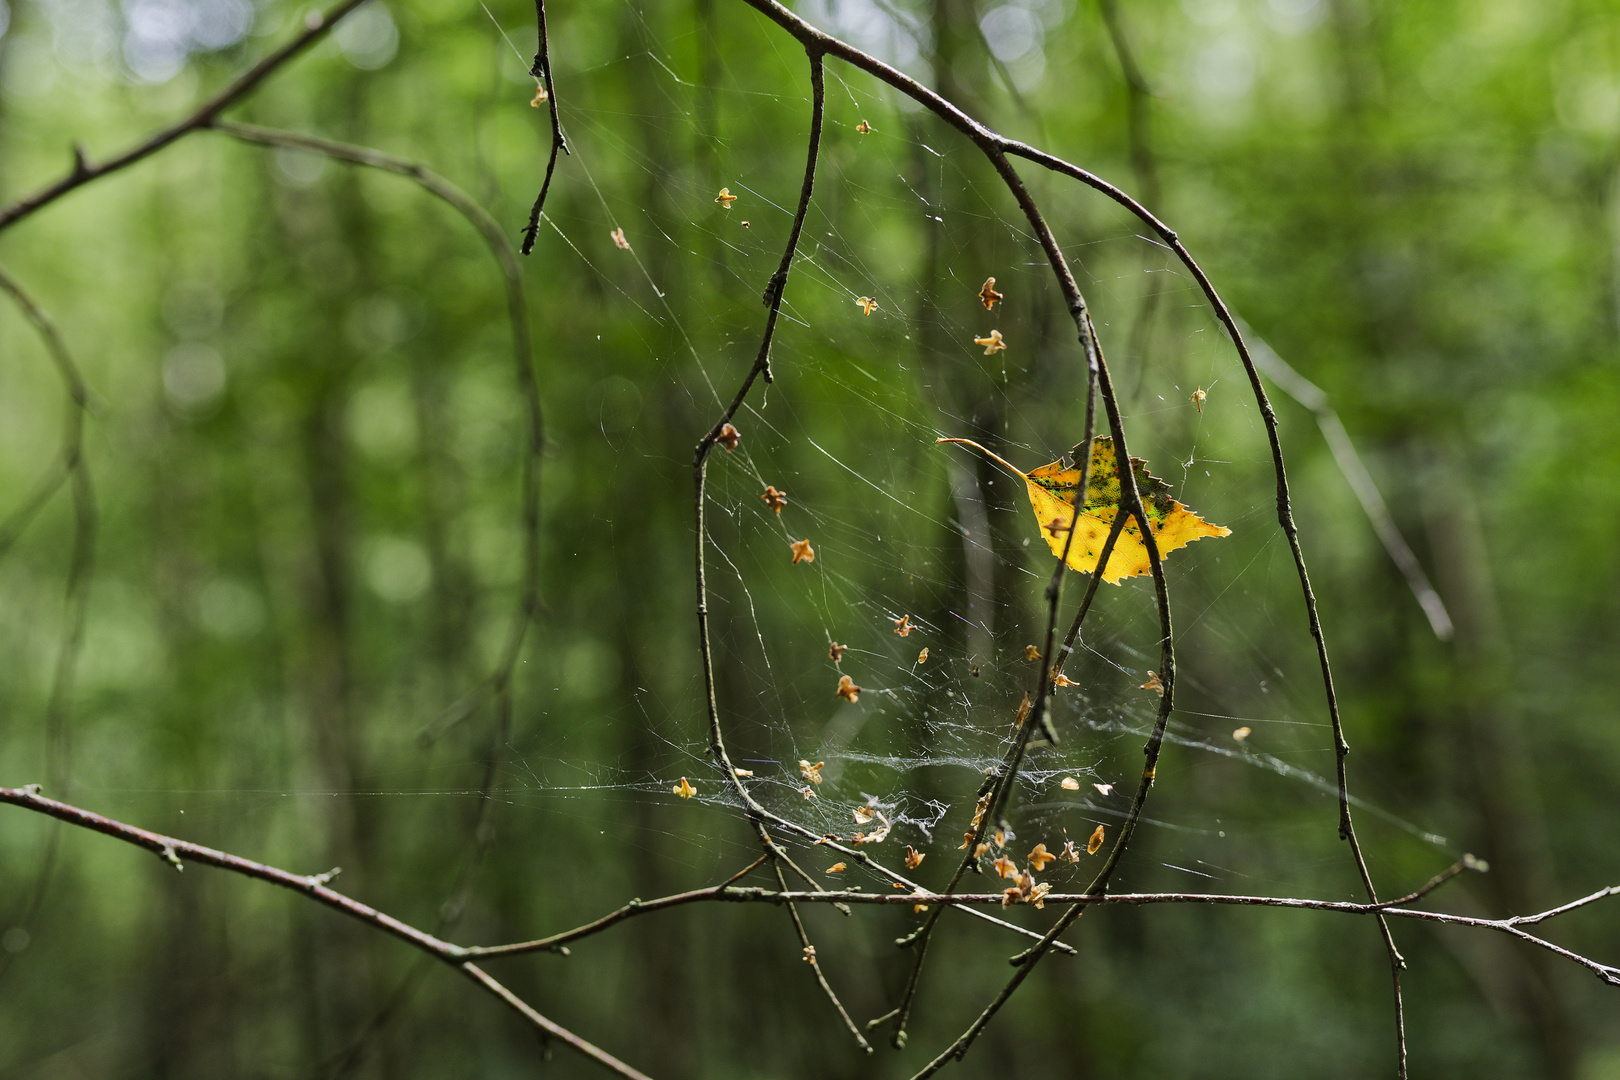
[307,866,342,888]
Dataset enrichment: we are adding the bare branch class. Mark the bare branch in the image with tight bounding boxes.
[519,0,571,255]
[0,787,654,1079]
[772,861,874,1053]
[466,854,771,959]
[691,48,824,843]
[0,0,373,233]
[1386,854,1488,908]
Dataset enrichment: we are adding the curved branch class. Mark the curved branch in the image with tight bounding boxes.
[0,267,99,992]
[209,121,546,753]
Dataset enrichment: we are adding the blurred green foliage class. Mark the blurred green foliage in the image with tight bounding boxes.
[2,0,1619,1076]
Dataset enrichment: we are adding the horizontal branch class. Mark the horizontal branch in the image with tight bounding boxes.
[466,854,771,959]
[0,786,652,1080]
[710,887,1620,985]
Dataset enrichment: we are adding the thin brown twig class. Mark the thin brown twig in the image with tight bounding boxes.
[0,786,655,1079]
[691,48,823,841]
[719,888,1620,986]
[467,853,771,959]
[0,0,372,234]
[520,0,570,255]
[772,861,874,1053]
[1384,854,1487,908]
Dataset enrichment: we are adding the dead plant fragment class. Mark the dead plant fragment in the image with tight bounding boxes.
[973,329,1006,355]
[979,276,1003,309]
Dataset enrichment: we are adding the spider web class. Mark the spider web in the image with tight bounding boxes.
[498,0,1452,908]
[0,0,1457,988]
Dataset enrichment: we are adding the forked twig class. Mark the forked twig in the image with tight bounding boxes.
[467,854,771,958]
[0,0,372,234]
[773,861,874,1053]
[0,785,654,1080]
[690,47,823,848]
[520,0,571,255]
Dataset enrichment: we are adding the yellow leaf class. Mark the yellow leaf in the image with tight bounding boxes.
[938,436,1231,584]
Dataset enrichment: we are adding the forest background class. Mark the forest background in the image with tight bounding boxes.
[1,0,1619,1076]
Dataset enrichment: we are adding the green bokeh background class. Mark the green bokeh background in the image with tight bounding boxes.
[2,0,1618,1076]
